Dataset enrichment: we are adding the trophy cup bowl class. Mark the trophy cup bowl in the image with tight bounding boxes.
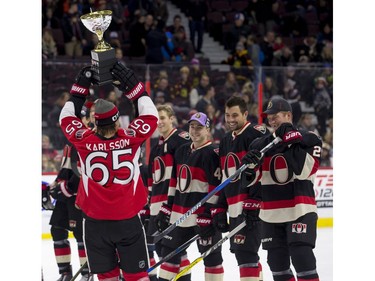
[80,10,112,51]
[80,10,117,85]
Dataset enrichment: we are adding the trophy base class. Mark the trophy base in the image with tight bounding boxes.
[91,48,117,86]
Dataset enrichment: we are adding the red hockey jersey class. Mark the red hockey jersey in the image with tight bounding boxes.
[59,96,158,220]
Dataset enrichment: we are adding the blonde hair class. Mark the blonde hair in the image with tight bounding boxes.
[157,104,175,117]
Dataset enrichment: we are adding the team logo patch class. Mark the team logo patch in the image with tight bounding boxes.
[139,260,146,269]
[254,124,267,134]
[234,234,245,244]
[267,100,273,110]
[198,237,212,246]
[69,220,76,228]
[75,129,87,140]
[179,131,190,140]
[125,128,136,137]
[292,223,307,233]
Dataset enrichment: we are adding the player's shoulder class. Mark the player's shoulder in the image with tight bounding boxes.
[300,129,323,147]
[174,129,191,142]
[248,123,269,136]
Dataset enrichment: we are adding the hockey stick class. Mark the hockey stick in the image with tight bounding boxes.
[171,221,247,281]
[148,137,281,245]
[70,261,87,281]
[147,234,200,273]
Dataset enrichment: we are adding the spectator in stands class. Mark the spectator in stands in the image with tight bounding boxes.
[61,2,85,58]
[263,76,280,102]
[186,0,207,54]
[129,12,147,57]
[153,76,172,103]
[145,19,173,64]
[223,71,240,98]
[205,103,226,145]
[317,22,333,46]
[167,14,186,40]
[246,34,263,68]
[42,28,58,59]
[320,142,332,167]
[170,66,193,122]
[281,11,308,38]
[154,0,169,26]
[323,118,333,150]
[222,41,252,67]
[82,33,99,56]
[294,35,323,63]
[42,134,60,164]
[222,41,253,78]
[106,0,125,32]
[313,77,332,136]
[171,26,195,62]
[42,7,61,29]
[189,58,207,88]
[247,0,281,36]
[297,113,320,136]
[189,73,210,108]
[115,47,126,65]
[195,84,218,114]
[281,66,303,124]
[47,91,71,150]
[259,31,275,66]
[320,44,333,64]
[226,13,251,52]
[42,154,58,173]
[272,45,295,66]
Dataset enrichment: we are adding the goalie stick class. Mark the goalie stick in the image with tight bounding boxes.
[148,136,281,245]
[171,221,247,281]
[147,234,200,273]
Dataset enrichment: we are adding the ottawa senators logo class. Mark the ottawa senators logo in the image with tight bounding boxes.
[234,234,245,244]
[292,223,307,233]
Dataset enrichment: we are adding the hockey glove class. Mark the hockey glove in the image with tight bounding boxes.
[155,203,172,232]
[42,183,54,210]
[196,213,215,239]
[210,207,229,233]
[275,123,302,145]
[242,199,261,230]
[139,204,151,233]
[49,181,74,202]
[241,149,263,170]
[70,66,93,97]
[111,62,146,101]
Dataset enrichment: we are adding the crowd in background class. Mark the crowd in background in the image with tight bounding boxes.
[42,0,333,172]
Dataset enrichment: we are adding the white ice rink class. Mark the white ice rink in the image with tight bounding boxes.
[41,216,333,281]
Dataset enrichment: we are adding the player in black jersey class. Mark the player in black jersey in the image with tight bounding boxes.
[155,112,224,281]
[142,104,191,280]
[212,96,269,281]
[241,97,322,281]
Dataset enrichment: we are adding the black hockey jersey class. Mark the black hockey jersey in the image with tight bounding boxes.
[168,141,222,227]
[246,130,322,223]
[147,128,191,216]
[217,122,269,220]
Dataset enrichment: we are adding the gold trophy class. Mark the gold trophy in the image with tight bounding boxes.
[80,10,117,86]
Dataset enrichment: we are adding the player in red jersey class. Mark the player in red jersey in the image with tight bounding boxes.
[155,112,224,281]
[59,62,158,281]
[211,96,269,281]
[241,96,322,281]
